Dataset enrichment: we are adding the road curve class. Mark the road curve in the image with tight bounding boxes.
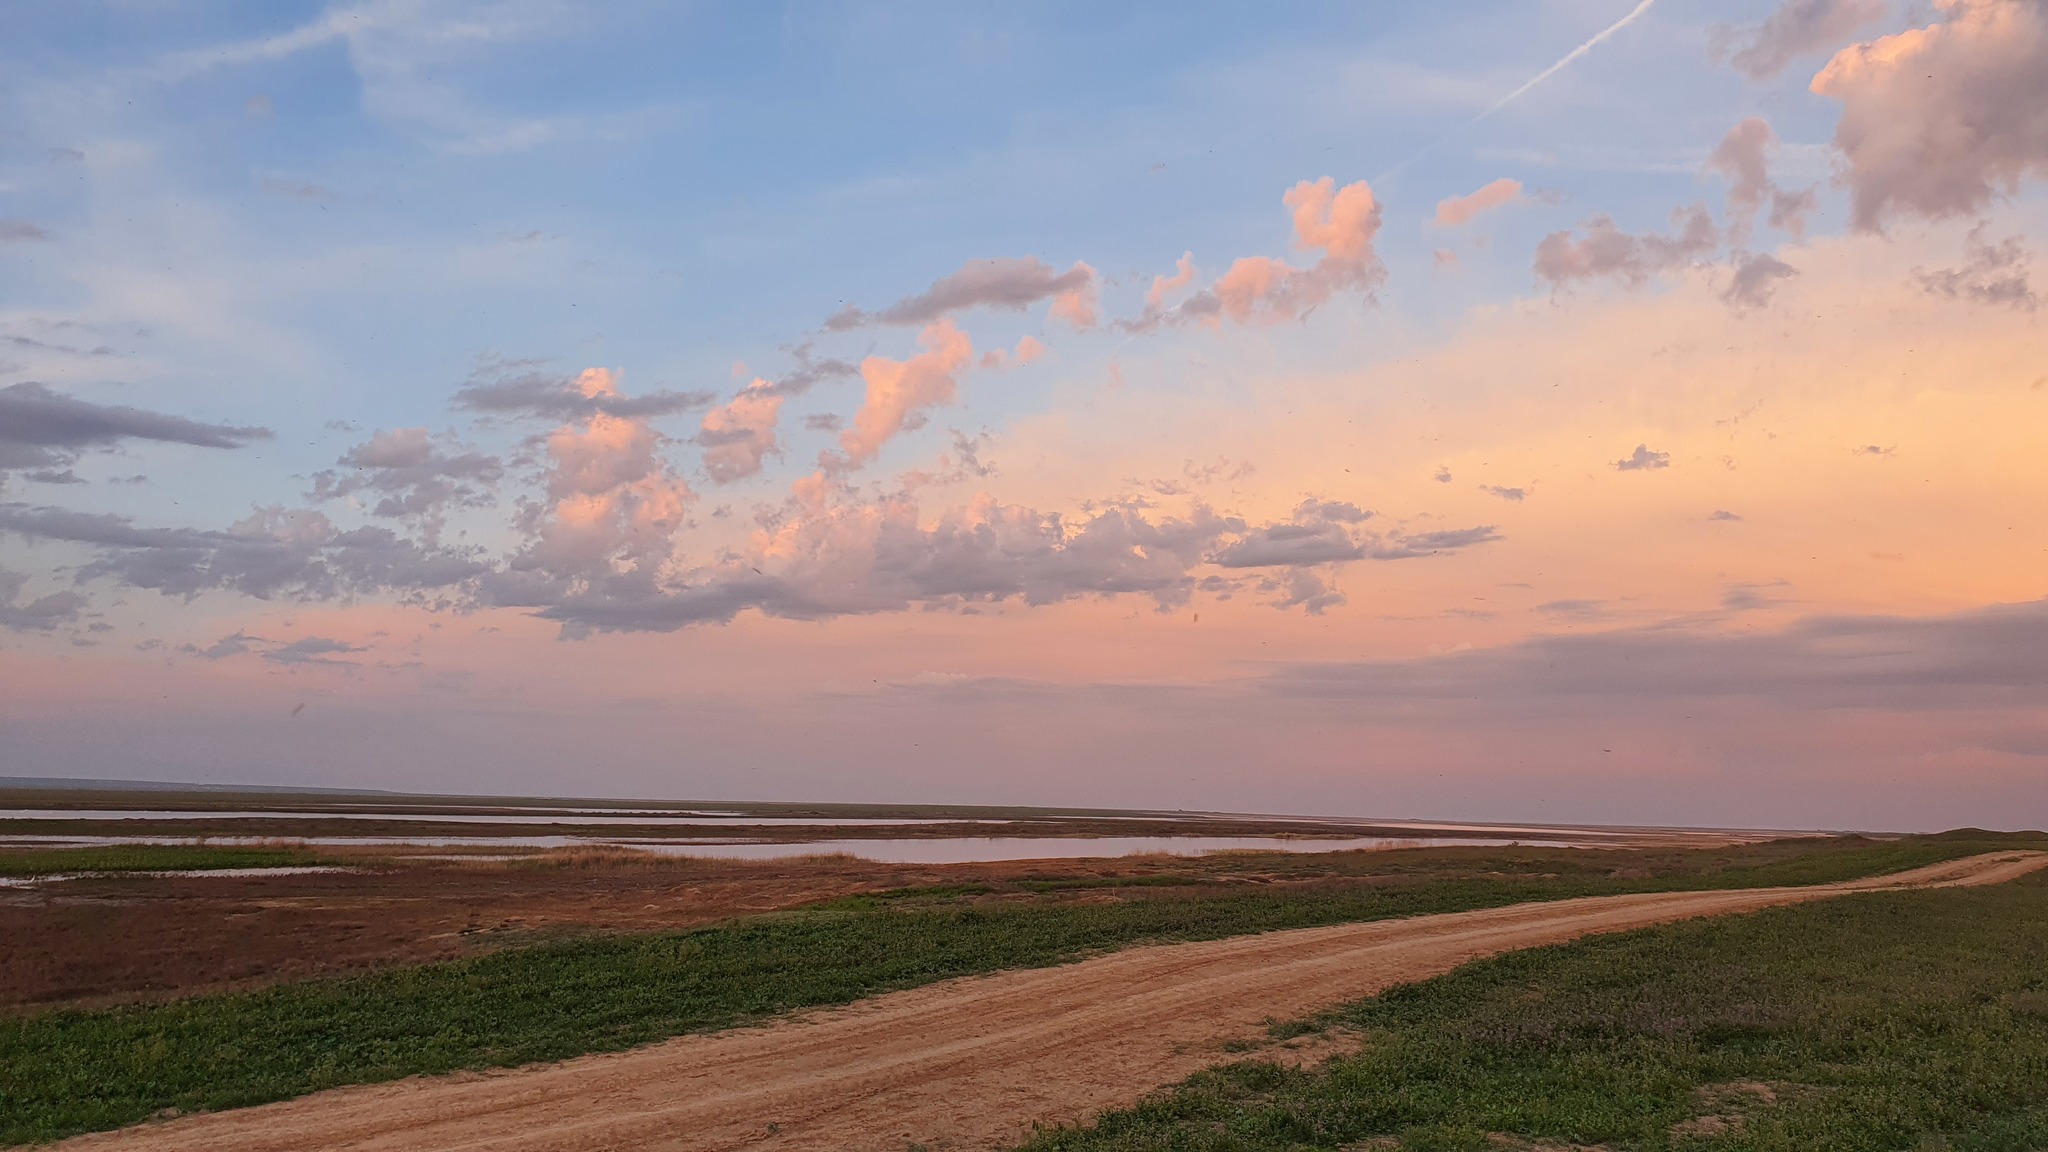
[60,850,2048,1152]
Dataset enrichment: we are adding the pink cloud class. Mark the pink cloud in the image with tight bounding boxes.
[826,318,975,471]
[1706,117,1815,244]
[1533,205,1720,290]
[699,379,785,484]
[979,335,1048,372]
[1145,252,1197,310]
[522,372,695,580]
[1196,177,1386,326]
[1433,178,1524,227]
[1713,0,1889,81]
[1048,262,1099,330]
[1811,0,2048,231]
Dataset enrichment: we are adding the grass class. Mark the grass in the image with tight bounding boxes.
[1014,875,1236,893]
[0,844,323,877]
[1017,864,2048,1151]
[0,834,2032,1145]
[811,883,999,909]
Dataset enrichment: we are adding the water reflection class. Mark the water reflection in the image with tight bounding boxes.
[0,833,1598,863]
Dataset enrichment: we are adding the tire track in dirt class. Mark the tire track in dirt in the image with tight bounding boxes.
[61,850,2048,1152]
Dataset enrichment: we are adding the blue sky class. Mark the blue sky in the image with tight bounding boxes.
[4,0,1827,497]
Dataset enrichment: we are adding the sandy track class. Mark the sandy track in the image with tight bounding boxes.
[62,850,2047,1152]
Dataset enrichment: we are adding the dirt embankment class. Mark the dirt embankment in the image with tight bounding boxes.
[57,850,2047,1152]
[0,856,930,1010]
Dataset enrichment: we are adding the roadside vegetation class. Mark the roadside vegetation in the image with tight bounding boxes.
[1018,863,2048,1151]
[0,833,2036,1144]
[0,844,323,877]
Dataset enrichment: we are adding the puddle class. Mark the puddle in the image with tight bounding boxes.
[612,835,1604,863]
[0,833,1606,863]
[0,809,1010,828]
[0,865,356,888]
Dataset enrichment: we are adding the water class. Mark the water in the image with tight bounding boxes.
[0,810,1011,828]
[617,835,1602,863]
[0,833,1598,863]
[0,865,354,888]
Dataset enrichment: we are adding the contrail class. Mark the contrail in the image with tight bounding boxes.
[1473,0,1660,123]
[1374,0,1660,182]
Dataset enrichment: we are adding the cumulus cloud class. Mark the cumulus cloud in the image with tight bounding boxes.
[1711,0,1888,80]
[0,567,86,633]
[308,428,503,543]
[1121,178,1386,331]
[1706,118,1816,244]
[1913,225,2038,309]
[981,335,1047,372]
[0,382,272,477]
[1187,177,1386,326]
[518,483,1496,635]
[1722,251,1801,308]
[1615,444,1672,471]
[826,257,1099,332]
[699,379,785,483]
[514,397,696,586]
[1533,205,1719,290]
[4,449,1506,638]
[0,502,486,603]
[1146,253,1197,310]
[1270,569,1346,615]
[1434,178,1524,227]
[1539,121,1812,308]
[824,318,975,472]
[1048,267,1100,330]
[1208,498,1496,567]
[1120,253,1203,332]
[758,343,861,398]
[1811,0,2048,231]
[454,363,713,421]
[1210,514,1373,568]
[530,484,1235,636]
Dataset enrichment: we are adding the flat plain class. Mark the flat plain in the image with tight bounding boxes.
[3,788,2044,1150]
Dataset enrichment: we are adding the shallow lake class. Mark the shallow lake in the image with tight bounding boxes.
[0,832,1600,862]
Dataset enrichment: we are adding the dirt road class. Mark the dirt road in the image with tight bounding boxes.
[62,850,2047,1152]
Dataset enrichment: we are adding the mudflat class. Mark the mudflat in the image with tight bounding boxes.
[57,850,2046,1152]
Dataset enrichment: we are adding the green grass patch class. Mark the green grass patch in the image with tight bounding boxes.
[0,845,322,877]
[1018,864,2048,1151]
[0,834,2027,1145]
[1013,874,1228,893]
[809,883,998,909]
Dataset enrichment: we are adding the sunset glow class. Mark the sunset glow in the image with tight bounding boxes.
[2,1,2044,830]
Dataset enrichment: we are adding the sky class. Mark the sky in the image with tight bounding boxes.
[1,0,2044,831]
